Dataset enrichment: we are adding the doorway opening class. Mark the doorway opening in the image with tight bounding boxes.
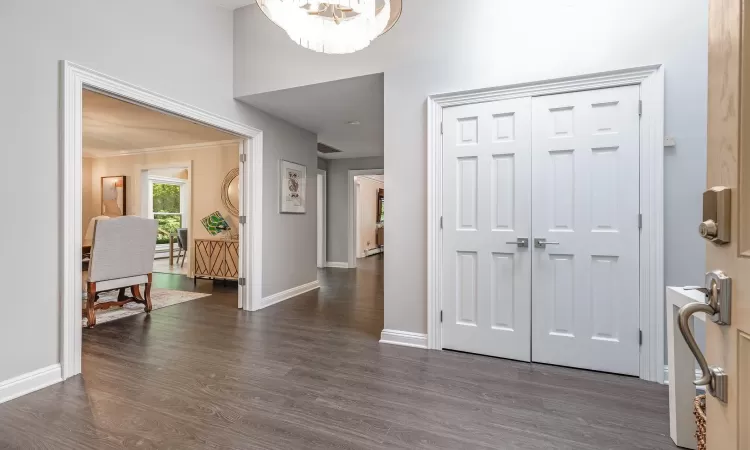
[62,62,263,380]
[81,88,244,325]
[354,174,384,261]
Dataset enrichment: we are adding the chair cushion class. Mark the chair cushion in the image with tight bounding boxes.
[89,216,158,282]
[94,275,149,291]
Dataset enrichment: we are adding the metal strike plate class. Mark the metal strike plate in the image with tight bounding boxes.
[700,186,731,244]
[707,270,732,325]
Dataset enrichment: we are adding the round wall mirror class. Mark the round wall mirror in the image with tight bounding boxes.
[221,168,240,217]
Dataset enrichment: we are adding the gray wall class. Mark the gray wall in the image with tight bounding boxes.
[258,116,318,297]
[326,157,384,263]
[317,157,329,171]
[235,0,709,335]
[0,0,317,382]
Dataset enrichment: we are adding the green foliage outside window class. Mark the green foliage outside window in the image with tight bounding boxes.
[155,215,182,244]
[153,183,182,244]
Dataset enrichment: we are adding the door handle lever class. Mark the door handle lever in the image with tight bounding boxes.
[534,238,560,248]
[505,238,529,248]
[677,270,732,403]
[677,300,728,402]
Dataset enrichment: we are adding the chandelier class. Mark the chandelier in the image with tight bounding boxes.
[256,0,401,54]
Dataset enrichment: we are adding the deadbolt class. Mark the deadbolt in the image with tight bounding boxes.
[699,220,718,240]
[700,187,730,244]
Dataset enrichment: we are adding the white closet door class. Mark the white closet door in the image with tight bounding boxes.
[531,86,641,375]
[442,97,532,361]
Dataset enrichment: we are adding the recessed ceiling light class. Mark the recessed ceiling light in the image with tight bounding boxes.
[347,120,361,125]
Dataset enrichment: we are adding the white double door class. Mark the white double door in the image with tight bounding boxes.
[442,85,641,375]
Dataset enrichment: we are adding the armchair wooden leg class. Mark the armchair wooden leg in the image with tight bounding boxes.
[144,273,153,313]
[86,282,97,328]
[133,274,154,313]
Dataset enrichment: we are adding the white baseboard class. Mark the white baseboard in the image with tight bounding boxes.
[663,365,705,390]
[326,262,350,269]
[0,364,62,404]
[380,329,428,349]
[260,280,320,309]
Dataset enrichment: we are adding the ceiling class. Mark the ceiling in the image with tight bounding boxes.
[82,90,238,157]
[205,0,255,9]
[238,73,384,159]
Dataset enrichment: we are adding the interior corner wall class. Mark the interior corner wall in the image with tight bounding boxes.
[325,157,384,264]
[0,0,317,384]
[235,0,710,336]
[317,157,329,171]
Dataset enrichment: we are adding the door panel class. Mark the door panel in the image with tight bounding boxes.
[531,86,641,376]
[704,0,750,446]
[442,97,532,361]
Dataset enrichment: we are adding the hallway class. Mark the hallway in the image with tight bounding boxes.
[0,256,676,449]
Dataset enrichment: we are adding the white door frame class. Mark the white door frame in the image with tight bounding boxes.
[61,61,264,380]
[426,65,665,383]
[317,169,327,268]
[348,169,384,268]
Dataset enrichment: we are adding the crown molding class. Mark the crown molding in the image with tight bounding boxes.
[84,139,242,158]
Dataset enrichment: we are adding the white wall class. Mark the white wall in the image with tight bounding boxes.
[325,157,384,264]
[0,0,317,383]
[235,0,709,334]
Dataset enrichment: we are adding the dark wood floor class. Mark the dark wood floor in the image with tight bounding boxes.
[0,255,678,449]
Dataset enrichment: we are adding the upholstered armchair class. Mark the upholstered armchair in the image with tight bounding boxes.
[85,216,158,328]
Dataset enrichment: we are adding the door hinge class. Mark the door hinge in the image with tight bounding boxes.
[440,122,444,135]
[638,213,642,230]
[440,310,443,323]
[240,153,247,163]
[238,277,246,286]
[239,215,247,225]
[638,100,643,117]
[639,329,643,346]
[440,216,443,229]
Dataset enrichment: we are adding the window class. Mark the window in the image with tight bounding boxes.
[148,176,187,251]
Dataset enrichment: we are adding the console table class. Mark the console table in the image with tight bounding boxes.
[193,238,239,282]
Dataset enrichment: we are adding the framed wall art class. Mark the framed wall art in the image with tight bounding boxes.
[279,160,306,214]
[101,175,126,217]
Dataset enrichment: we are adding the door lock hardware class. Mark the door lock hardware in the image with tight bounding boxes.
[700,186,730,244]
[679,270,732,403]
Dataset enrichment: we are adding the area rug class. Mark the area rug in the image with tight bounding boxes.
[82,288,210,327]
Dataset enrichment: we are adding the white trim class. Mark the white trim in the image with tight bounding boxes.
[426,65,665,383]
[348,169,384,268]
[317,169,327,269]
[379,329,428,349]
[61,61,264,381]
[260,280,320,309]
[84,139,241,158]
[0,364,62,404]
[326,261,351,269]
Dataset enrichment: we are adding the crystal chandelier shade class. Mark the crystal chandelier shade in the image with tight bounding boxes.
[256,0,400,54]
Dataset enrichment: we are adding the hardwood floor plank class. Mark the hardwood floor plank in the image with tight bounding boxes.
[0,255,678,449]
